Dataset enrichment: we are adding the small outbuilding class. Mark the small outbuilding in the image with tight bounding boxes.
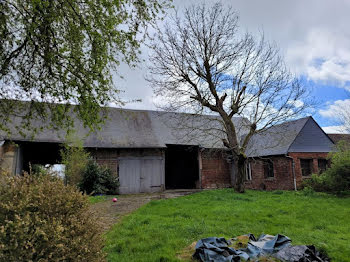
[245,117,335,190]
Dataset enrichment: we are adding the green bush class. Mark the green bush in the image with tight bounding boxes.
[79,160,119,195]
[60,135,90,186]
[30,164,48,175]
[304,141,350,193]
[300,185,316,196]
[0,172,105,261]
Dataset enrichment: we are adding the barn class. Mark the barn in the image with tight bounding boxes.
[0,107,249,193]
[0,103,336,193]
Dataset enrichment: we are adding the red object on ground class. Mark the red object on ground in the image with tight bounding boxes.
[112,198,117,202]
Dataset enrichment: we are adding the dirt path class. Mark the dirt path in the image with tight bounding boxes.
[90,190,201,231]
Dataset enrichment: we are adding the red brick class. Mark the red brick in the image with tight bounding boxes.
[200,150,231,189]
[288,152,329,189]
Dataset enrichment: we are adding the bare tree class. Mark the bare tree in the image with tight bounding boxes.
[339,97,350,133]
[147,3,311,192]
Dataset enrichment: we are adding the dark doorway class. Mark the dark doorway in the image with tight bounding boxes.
[20,142,61,172]
[165,144,199,189]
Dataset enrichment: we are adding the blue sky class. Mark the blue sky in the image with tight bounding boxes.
[117,0,350,133]
[311,85,348,127]
[302,77,348,127]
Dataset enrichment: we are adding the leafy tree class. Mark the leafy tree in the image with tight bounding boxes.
[147,3,311,192]
[0,0,171,134]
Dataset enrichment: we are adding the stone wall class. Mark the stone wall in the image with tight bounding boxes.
[0,141,18,174]
[200,150,231,189]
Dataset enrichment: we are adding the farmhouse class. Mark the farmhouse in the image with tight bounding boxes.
[0,105,335,193]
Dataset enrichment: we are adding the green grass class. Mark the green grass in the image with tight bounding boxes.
[104,190,350,262]
[89,195,117,204]
[89,195,108,204]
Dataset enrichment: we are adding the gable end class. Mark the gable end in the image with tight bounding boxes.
[288,117,334,153]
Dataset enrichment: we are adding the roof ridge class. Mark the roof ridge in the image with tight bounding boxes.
[271,116,311,127]
[1,98,247,120]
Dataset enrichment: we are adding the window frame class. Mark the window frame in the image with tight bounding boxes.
[317,158,328,174]
[263,159,274,179]
[245,161,252,181]
[300,158,313,177]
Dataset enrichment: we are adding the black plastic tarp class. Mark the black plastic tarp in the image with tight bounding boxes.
[192,234,329,262]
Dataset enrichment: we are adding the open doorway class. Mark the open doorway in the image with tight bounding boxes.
[20,141,62,173]
[165,144,199,189]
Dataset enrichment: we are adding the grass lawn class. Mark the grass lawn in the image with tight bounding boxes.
[89,195,118,204]
[89,195,109,204]
[104,189,350,262]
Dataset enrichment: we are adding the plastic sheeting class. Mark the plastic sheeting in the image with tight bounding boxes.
[193,234,329,262]
[274,245,330,262]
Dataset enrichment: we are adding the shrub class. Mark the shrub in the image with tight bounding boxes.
[300,185,316,196]
[60,135,90,186]
[303,173,330,192]
[304,141,350,193]
[0,172,105,261]
[79,160,119,195]
[30,163,48,175]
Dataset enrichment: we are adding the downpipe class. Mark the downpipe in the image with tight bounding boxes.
[286,155,297,191]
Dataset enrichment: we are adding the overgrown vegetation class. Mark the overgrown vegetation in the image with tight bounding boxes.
[60,136,90,186]
[0,0,171,134]
[104,190,350,261]
[0,172,105,261]
[304,141,350,194]
[60,136,118,195]
[80,160,119,195]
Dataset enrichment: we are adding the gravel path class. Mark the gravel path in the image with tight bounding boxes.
[90,190,201,231]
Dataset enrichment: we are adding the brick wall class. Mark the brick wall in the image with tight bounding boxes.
[244,152,331,190]
[245,156,295,190]
[200,150,231,189]
[288,152,330,188]
[83,148,331,191]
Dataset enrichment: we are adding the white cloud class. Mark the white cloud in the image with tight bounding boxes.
[308,59,350,86]
[115,0,350,111]
[322,125,348,134]
[288,99,304,108]
[319,99,350,133]
[319,99,350,119]
[286,29,350,88]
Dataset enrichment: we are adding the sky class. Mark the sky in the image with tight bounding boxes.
[115,0,350,133]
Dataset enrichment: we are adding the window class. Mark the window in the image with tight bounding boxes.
[300,159,313,176]
[263,159,274,178]
[318,159,328,174]
[245,161,252,181]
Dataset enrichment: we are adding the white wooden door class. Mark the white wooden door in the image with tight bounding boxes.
[118,159,141,194]
[118,157,164,194]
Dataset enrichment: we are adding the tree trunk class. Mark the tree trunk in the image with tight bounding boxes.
[233,153,246,193]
